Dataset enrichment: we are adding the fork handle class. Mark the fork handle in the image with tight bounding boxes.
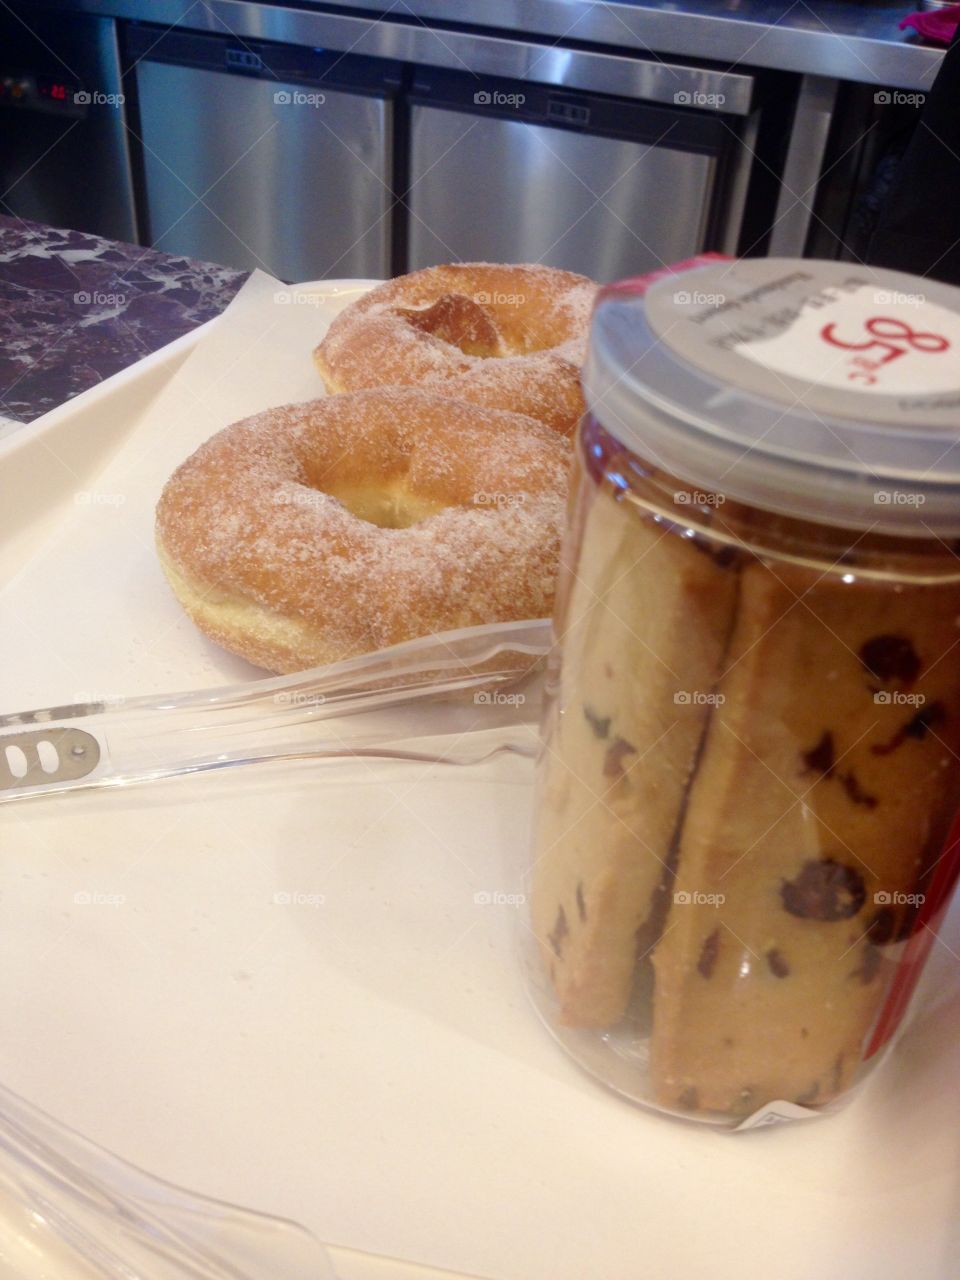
[0,621,547,802]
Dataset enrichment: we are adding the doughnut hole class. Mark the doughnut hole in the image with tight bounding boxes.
[319,482,448,529]
[395,294,504,357]
[296,391,523,526]
[492,295,573,354]
[395,290,565,357]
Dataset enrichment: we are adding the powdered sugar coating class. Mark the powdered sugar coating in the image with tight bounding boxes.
[314,263,597,438]
[155,388,569,672]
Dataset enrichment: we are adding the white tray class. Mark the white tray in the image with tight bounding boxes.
[1,271,959,1280]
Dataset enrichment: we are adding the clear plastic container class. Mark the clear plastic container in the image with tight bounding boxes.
[525,256,960,1129]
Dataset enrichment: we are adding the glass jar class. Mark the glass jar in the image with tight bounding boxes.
[525,257,960,1129]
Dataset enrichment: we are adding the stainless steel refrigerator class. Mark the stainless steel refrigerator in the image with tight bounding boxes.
[126,25,399,281]
[402,67,757,281]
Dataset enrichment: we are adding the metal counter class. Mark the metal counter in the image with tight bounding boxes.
[10,0,947,265]
[50,0,944,92]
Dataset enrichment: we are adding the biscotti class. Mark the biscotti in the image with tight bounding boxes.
[649,559,960,1114]
[530,482,740,1026]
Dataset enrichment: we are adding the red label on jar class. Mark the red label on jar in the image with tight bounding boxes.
[865,819,960,1058]
[598,253,732,302]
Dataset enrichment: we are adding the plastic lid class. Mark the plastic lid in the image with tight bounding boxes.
[583,258,960,535]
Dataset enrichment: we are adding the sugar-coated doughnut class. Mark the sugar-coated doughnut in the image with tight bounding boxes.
[155,388,569,673]
[314,263,596,438]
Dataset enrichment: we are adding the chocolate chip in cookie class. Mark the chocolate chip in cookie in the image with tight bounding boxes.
[697,928,721,978]
[583,705,611,739]
[802,730,835,777]
[854,945,883,985]
[872,701,947,756]
[859,634,921,686]
[839,770,878,809]
[867,906,897,946]
[575,881,587,923]
[780,859,866,922]
[547,905,569,958]
[603,736,638,779]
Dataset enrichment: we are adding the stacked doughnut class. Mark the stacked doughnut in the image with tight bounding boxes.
[156,263,596,672]
[314,263,596,439]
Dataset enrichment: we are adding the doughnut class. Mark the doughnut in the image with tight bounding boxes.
[314,263,597,438]
[155,388,569,673]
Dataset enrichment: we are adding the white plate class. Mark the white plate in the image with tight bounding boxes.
[1,270,958,1280]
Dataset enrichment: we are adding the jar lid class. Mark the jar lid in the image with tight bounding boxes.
[583,258,960,534]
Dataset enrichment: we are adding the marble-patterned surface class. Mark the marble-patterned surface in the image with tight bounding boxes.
[0,215,247,427]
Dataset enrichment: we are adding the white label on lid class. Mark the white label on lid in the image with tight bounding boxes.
[735,284,960,395]
[733,1100,821,1131]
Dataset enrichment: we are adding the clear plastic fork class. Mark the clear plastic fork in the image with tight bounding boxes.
[0,1078,333,1278]
[0,619,550,804]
